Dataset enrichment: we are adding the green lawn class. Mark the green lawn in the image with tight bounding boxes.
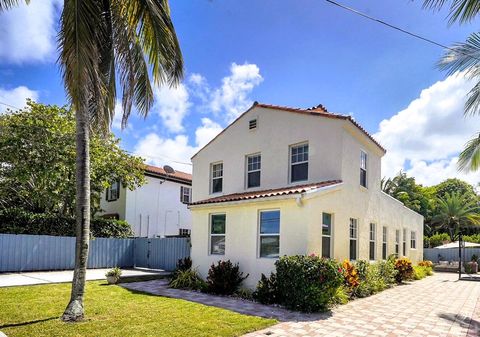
[0,281,276,337]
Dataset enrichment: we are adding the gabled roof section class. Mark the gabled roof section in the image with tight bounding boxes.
[189,180,342,206]
[191,102,385,159]
[144,164,192,185]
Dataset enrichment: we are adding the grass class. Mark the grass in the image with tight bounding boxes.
[0,281,276,337]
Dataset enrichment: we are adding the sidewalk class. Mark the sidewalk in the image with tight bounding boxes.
[0,268,167,287]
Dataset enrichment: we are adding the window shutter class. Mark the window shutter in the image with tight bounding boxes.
[180,186,184,202]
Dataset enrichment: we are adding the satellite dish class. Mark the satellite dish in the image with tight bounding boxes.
[163,165,176,175]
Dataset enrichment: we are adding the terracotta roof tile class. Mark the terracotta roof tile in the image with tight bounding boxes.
[190,180,342,206]
[144,164,192,183]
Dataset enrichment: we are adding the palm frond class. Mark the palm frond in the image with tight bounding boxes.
[458,133,480,172]
[0,0,28,11]
[438,33,480,77]
[423,0,480,24]
[119,0,184,86]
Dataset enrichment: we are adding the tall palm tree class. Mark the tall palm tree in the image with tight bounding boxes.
[0,0,183,322]
[431,192,480,240]
[423,1,480,171]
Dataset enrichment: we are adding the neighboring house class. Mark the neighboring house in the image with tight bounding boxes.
[189,102,424,288]
[100,165,192,238]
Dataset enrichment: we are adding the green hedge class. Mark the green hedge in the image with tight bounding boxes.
[0,208,133,238]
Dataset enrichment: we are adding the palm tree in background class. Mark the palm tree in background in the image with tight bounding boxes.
[422,1,480,171]
[431,192,480,240]
[0,0,183,321]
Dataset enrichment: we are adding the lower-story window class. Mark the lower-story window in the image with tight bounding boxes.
[369,223,376,260]
[322,212,333,258]
[402,228,407,256]
[382,226,387,260]
[349,218,358,260]
[259,210,280,258]
[210,214,226,255]
[395,229,400,256]
[411,231,417,249]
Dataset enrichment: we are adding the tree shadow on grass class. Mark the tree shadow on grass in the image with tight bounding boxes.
[0,317,57,329]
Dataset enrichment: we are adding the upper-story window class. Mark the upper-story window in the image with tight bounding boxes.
[246,154,261,188]
[211,162,223,194]
[360,150,367,188]
[290,143,309,183]
[106,180,120,202]
[180,186,191,204]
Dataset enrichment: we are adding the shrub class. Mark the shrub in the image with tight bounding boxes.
[206,260,248,295]
[105,267,122,278]
[0,208,133,238]
[471,254,479,262]
[253,273,278,305]
[376,255,398,286]
[353,261,387,297]
[394,258,414,283]
[331,285,349,305]
[169,269,206,291]
[342,260,360,292]
[274,255,343,312]
[234,288,254,301]
[426,233,450,248]
[418,260,433,268]
[412,266,430,280]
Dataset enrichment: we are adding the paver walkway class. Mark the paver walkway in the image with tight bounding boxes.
[122,273,480,337]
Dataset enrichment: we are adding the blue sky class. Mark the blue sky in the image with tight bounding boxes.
[0,0,479,185]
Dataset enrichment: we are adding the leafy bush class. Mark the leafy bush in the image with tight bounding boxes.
[376,255,398,286]
[394,258,414,283]
[342,260,360,292]
[418,260,433,268]
[412,266,432,280]
[472,254,479,262]
[253,273,278,305]
[105,267,122,278]
[0,208,133,238]
[234,288,254,301]
[353,261,387,297]
[274,255,343,312]
[206,260,248,295]
[169,269,206,291]
[463,234,480,244]
[331,285,349,305]
[425,233,450,248]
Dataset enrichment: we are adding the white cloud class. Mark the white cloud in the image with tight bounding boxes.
[153,83,190,133]
[374,73,480,186]
[0,86,39,114]
[134,118,222,173]
[210,63,263,122]
[0,0,60,64]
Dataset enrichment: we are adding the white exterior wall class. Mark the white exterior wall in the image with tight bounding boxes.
[190,105,424,288]
[192,106,345,202]
[100,176,192,237]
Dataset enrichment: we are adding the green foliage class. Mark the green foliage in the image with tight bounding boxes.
[331,285,349,305]
[394,258,414,283]
[463,234,480,244]
[0,208,133,238]
[206,260,248,295]
[0,101,146,216]
[234,288,254,301]
[170,257,193,282]
[425,232,451,248]
[169,269,207,291]
[432,192,480,240]
[253,273,278,305]
[376,255,398,286]
[435,179,478,202]
[353,260,388,297]
[274,255,344,312]
[413,266,432,280]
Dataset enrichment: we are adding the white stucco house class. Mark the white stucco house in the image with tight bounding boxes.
[100,165,192,238]
[189,102,424,288]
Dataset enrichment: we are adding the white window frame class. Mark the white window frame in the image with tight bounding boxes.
[349,218,358,261]
[360,150,368,188]
[258,209,280,259]
[369,223,376,261]
[411,231,417,249]
[210,162,223,194]
[289,142,309,183]
[402,228,407,256]
[106,180,120,202]
[246,153,261,189]
[322,212,333,258]
[209,213,226,255]
[395,229,400,256]
[382,226,388,260]
[180,186,191,204]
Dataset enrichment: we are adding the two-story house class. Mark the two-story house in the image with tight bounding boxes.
[189,102,423,288]
[99,164,192,238]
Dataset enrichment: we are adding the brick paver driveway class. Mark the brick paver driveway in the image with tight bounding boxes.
[246,273,480,337]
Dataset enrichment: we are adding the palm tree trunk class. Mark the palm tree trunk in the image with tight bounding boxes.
[62,107,90,322]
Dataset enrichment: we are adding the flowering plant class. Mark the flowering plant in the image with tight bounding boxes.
[342,259,360,289]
